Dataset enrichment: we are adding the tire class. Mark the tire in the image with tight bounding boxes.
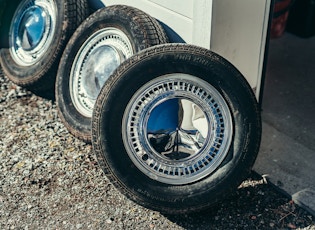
[0,0,89,99]
[56,5,168,142]
[92,44,262,214]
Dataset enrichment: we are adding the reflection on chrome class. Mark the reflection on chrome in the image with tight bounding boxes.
[123,74,233,184]
[147,99,208,160]
[70,28,133,117]
[18,6,46,51]
[11,0,57,66]
[81,45,121,101]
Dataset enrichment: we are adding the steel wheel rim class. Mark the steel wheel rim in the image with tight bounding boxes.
[122,74,233,185]
[9,0,57,66]
[70,28,133,118]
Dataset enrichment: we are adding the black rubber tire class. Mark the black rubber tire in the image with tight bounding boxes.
[92,44,262,214]
[0,0,89,99]
[56,5,168,143]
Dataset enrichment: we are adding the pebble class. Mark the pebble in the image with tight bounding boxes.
[0,71,314,230]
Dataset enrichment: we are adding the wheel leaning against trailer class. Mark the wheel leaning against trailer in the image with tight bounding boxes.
[92,44,262,214]
[55,5,169,142]
[0,0,89,99]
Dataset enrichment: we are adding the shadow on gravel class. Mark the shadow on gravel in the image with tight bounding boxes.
[164,172,315,230]
[1,67,314,229]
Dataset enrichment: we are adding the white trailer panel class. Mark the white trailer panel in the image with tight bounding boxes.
[97,0,271,99]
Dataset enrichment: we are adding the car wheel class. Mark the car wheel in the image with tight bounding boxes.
[92,44,262,214]
[0,0,89,98]
[56,5,168,142]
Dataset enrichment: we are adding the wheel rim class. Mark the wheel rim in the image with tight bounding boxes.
[10,0,57,66]
[70,28,133,118]
[122,74,233,185]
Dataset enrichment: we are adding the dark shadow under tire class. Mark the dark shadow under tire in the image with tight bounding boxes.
[56,5,168,142]
[0,0,89,99]
[92,44,262,214]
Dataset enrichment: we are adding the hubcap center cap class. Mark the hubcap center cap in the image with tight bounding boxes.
[81,45,122,101]
[10,0,57,66]
[17,6,46,51]
[122,74,233,185]
[70,27,133,118]
[147,98,208,161]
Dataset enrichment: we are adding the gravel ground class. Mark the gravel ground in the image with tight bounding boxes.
[0,70,314,230]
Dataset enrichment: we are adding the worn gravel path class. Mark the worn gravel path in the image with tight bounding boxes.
[0,70,314,229]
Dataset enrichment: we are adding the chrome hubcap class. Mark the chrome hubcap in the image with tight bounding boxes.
[10,0,57,66]
[70,28,133,117]
[18,6,45,51]
[122,74,233,185]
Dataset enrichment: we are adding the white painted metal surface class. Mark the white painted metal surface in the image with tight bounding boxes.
[102,0,212,47]
[211,0,271,98]
[95,0,271,99]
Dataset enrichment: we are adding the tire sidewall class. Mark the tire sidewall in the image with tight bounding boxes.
[93,45,261,212]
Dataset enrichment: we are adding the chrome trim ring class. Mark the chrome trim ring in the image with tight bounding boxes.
[9,0,57,66]
[122,74,233,185]
[70,28,133,118]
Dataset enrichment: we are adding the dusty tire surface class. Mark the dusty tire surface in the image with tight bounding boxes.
[0,0,89,99]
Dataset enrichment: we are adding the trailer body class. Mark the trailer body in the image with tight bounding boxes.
[89,0,272,100]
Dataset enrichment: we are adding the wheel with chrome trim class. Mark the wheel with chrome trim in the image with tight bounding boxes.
[0,0,89,98]
[92,44,262,214]
[56,5,168,142]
